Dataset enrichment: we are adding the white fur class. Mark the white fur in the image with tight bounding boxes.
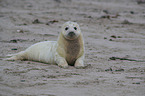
[6,21,85,68]
[6,41,58,63]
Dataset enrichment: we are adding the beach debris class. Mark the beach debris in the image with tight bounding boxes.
[105,68,113,71]
[10,39,17,43]
[9,39,26,43]
[18,23,27,26]
[20,80,25,82]
[104,37,107,39]
[46,20,58,25]
[109,56,145,62]
[104,35,122,41]
[11,48,17,50]
[87,16,92,18]
[130,11,134,14]
[32,19,42,24]
[109,39,113,41]
[132,82,140,84]
[121,20,132,24]
[105,67,124,72]
[115,68,124,72]
[100,15,110,19]
[17,29,23,33]
[110,35,117,38]
[43,34,55,36]
[103,10,109,14]
[54,0,61,3]
[110,35,122,39]
[100,14,119,19]
[137,0,145,4]
[117,36,122,38]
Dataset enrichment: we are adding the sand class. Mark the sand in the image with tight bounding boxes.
[0,0,145,96]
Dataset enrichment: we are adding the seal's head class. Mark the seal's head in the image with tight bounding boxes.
[62,21,81,40]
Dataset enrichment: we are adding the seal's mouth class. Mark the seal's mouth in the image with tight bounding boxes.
[68,31,75,37]
[65,31,78,40]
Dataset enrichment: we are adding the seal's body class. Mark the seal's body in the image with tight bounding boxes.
[6,21,85,68]
[16,41,57,63]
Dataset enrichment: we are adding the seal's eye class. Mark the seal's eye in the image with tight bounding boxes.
[74,27,77,30]
[65,27,69,31]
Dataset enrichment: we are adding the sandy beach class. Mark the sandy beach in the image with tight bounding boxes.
[0,0,145,96]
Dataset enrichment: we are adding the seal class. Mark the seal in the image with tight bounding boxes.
[6,21,85,68]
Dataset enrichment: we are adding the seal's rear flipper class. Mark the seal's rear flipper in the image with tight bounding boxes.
[4,51,26,61]
[4,56,18,61]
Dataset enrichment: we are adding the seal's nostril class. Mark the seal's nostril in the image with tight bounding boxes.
[68,32,75,36]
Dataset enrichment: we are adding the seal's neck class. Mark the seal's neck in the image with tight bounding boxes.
[57,32,84,58]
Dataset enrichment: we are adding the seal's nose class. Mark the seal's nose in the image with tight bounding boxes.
[68,31,75,37]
